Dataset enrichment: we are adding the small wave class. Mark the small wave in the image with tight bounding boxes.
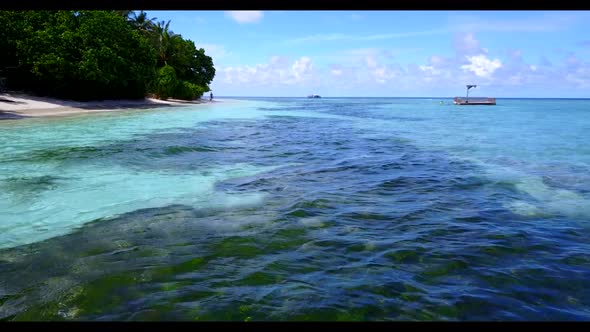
[163,145,219,155]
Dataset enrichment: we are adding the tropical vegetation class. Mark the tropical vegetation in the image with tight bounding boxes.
[0,10,215,101]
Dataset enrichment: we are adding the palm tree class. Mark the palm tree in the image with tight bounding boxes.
[115,10,133,19]
[129,10,157,34]
[153,20,177,66]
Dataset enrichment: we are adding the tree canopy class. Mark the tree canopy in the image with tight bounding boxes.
[0,10,215,101]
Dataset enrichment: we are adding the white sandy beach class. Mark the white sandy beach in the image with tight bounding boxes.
[0,92,219,120]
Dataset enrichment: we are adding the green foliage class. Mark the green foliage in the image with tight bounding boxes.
[151,20,174,67]
[1,11,156,100]
[0,11,26,76]
[0,10,215,101]
[169,39,216,87]
[173,80,209,100]
[154,65,178,100]
[128,10,157,35]
[144,17,215,100]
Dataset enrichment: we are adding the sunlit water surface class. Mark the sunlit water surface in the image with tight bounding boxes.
[1,97,589,320]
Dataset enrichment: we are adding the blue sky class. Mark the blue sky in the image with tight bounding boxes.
[146,10,590,97]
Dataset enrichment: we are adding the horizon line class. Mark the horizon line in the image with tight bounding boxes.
[216,96,590,99]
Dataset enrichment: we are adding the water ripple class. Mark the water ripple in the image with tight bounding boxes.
[1,98,590,320]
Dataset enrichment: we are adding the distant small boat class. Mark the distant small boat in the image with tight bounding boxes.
[454,96,496,105]
[454,85,496,105]
[307,94,321,98]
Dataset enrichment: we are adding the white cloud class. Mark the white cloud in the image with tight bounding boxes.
[309,47,422,66]
[365,56,378,69]
[563,58,590,88]
[429,55,445,66]
[461,55,502,78]
[220,56,317,86]
[419,65,440,75]
[196,43,230,60]
[292,57,313,82]
[225,11,263,24]
[454,33,486,55]
[372,66,398,84]
[331,69,343,76]
[356,55,401,84]
[212,31,590,97]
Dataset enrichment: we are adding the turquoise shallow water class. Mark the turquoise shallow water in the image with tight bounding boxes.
[1,97,589,320]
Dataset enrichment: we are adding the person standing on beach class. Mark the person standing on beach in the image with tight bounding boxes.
[210,92,213,101]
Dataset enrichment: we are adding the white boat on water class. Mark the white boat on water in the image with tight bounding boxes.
[307,94,321,98]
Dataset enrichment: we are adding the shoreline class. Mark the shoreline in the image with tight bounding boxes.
[0,92,220,120]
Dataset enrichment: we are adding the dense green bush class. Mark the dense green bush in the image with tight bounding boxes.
[0,10,215,101]
[173,80,209,100]
[1,11,156,100]
[147,21,215,100]
[153,65,178,100]
[173,80,198,100]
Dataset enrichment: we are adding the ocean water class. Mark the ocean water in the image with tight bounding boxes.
[1,97,589,320]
